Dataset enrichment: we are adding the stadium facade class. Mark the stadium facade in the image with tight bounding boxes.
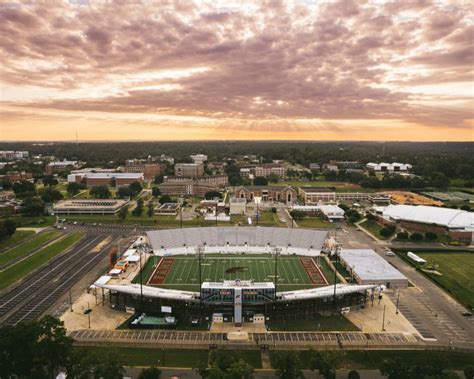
[96,227,379,325]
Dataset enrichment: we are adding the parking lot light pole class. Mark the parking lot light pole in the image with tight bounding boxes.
[396,290,400,314]
[382,304,386,331]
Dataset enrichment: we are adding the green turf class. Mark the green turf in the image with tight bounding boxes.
[297,217,336,228]
[3,215,56,227]
[159,255,315,291]
[360,220,389,240]
[399,251,474,308]
[0,230,60,267]
[0,230,35,251]
[0,232,83,289]
[268,315,359,331]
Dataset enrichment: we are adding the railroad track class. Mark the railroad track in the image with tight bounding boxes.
[0,235,107,324]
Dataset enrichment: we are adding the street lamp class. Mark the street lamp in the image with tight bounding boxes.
[332,243,341,308]
[395,289,400,315]
[273,246,281,306]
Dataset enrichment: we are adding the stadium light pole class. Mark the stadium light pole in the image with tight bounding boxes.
[332,243,340,310]
[139,243,144,310]
[273,247,281,306]
[196,245,204,317]
[179,199,183,228]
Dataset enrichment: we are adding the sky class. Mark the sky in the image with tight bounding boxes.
[0,0,473,142]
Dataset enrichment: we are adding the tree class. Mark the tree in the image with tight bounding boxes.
[152,187,161,197]
[290,210,306,220]
[380,357,409,379]
[464,365,474,379]
[89,185,111,199]
[380,227,394,238]
[253,176,268,186]
[425,231,438,241]
[268,173,280,183]
[0,316,73,379]
[117,186,132,199]
[138,367,162,379]
[409,232,423,242]
[43,175,58,187]
[310,350,344,379]
[66,182,85,196]
[159,195,172,205]
[132,198,144,216]
[147,201,155,217]
[431,172,449,188]
[205,191,222,200]
[22,197,45,216]
[460,204,471,211]
[118,205,128,221]
[273,351,305,379]
[154,175,164,184]
[347,370,360,379]
[195,349,254,379]
[129,181,143,197]
[0,219,16,239]
[396,231,409,240]
[40,187,62,203]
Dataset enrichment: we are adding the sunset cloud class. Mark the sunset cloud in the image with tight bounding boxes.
[0,0,473,141]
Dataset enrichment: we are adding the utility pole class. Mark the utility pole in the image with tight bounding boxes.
[215,199,218,225]
[139,243,144,309]
[69,289,73,312]
[382,304,386,331]
[180,201,183,228]
[256,200,259,226]
[332,242,341,309]
[395,289,400,314]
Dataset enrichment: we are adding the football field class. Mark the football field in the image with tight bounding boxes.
[147,255,330,291]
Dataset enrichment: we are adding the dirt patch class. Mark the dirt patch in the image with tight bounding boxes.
[226,266,249,274]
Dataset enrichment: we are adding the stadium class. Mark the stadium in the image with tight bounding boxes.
[95,227,378,327]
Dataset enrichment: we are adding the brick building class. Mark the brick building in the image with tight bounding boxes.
[254,163,286,178]
[67,172,144,187]
[159,175,228,196]
[234,186,296,204]
[121,160,162,180]
[174,163,204,177]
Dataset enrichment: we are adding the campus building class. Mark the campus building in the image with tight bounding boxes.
[376,204,474,244]
[298,187,370,204]
[159,175,228,196]
[234,186,297,204]
[174,163,204,177]
[365,162,412,173]
[121,160,163,180]
[254,163,286,178]
[67,172,144,187]
[0,151,29,160]
[46,160,79,173]
[52,199,129,215]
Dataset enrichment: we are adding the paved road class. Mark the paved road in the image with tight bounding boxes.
[336,224,474,348]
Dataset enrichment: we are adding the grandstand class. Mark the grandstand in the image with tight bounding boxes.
[95,227,380,326]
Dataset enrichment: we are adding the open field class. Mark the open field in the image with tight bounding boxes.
[141,255,333,291]
[0,230,35,251]
[397,250,474,308]
[74,346,262,368]
[297,217,336,228]
[0,232,83,289]
[0,230,60,266]
[268,315,359,331]
[3,215,56,228]
[359,220,390,240]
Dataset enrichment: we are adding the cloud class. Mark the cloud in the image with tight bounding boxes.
[0,0,473,138]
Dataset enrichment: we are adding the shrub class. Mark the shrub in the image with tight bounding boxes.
[425,232,438,241]
[409,232,423,242]
[397,231,409,240]
[380,227,393,238]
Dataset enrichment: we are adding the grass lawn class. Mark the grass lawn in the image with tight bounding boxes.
[256,211,281,226]
[268,315,359,332]
[359,220,389,240]
[0,232,83,289]
[74,347,262,368]
[0,230,35,251]
[297,217,336,228]
[0,230,60,266]
[269,350,474,370]
[4,215,56,228]
[397,250,474,309]
[144,255,322,292]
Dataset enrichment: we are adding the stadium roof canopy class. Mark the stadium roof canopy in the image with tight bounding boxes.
[340,249,407,284]
[147,227,328,256]
[381,204,474,231]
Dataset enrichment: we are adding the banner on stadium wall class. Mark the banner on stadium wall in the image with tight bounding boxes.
[161,306,172,313]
